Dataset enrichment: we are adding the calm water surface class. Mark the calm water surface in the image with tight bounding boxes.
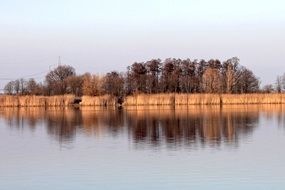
[1,105,285,190]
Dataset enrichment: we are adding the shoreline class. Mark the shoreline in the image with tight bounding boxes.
[0,93,285,107]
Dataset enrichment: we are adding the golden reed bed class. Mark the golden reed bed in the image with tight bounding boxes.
[0,93,285,107]
[0,95,116,107]
[0,95,74,107]
[123,93,285,106]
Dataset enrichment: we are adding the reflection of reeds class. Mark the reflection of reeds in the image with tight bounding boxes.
[124,105,285,146]
[1,105,285,147]
[125,105,262,144]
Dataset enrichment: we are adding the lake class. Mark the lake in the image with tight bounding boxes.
[0,105,285,190]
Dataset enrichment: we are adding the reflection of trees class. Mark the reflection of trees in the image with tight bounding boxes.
[45,108,124,141]
[45,108,82,141]
[0,105,284,147]
[125,106,259,147]
[0,108,46,131]
[0,107,125,142]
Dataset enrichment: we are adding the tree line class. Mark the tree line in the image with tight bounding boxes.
[4,57,264,97]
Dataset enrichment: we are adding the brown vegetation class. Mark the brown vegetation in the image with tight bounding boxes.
[4,57,261,97]
[0,95,75,107]
[0,95,120,107]
[1,93,285,107]
[2,57,285,107]
[80,95,117,106]
[123,93,285,106]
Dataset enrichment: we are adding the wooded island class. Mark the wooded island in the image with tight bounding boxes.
[1,57,284,107]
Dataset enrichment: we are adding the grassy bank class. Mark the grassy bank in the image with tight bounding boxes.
[0,95,117,107]
[123,93,285,106]
[81,95,116,106]
[0,95,75,107]
[0,93,285,107]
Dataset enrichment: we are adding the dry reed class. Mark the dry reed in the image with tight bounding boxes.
[123,93,285,106]
[1,93,285,107]
[80,95,116,106]
[0,95,75,107]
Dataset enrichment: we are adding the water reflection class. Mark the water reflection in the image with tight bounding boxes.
[1,105,285,148]
[125,106,260,148]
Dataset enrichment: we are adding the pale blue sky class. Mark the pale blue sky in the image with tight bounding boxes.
[0,0,285,89]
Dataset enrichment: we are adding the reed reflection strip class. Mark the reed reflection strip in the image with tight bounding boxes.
[1,105,284,146]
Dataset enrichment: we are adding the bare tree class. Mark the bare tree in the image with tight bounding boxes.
[172,59,182,93]
[129,63,147,93]
[125,66,134,95]
[180,59,196,93]
[196,59,207,92]
[45,65,76,95]
[280,73,285,92]
[276,76,282,93]
[26,78,42,95]
[66,75,83,96]
[236,67,259,93]
[82,73,102,96]
[202,67,221,93]
[222,57,241,93]
[102,71,124,97]
[19,78,27,95]
[146,59,161,93]
[4,81,14,95]
[161,59,175,92]
[262,84,274,93]
[14,80,20,95]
